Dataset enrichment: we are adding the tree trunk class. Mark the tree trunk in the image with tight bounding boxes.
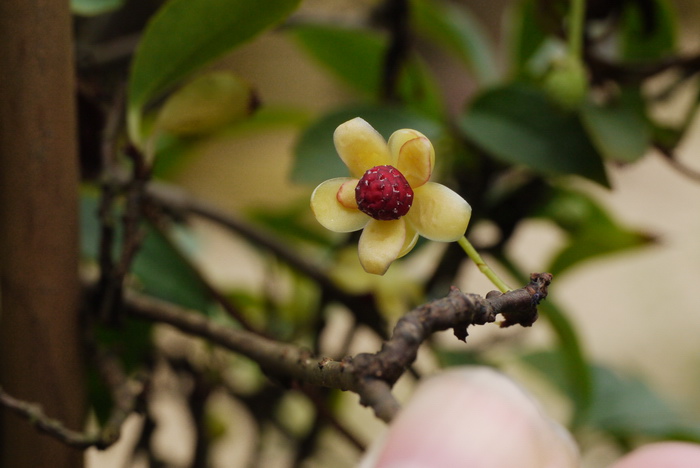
[0,1,85,467]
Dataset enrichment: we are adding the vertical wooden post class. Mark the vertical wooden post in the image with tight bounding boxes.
[0,1,85,466]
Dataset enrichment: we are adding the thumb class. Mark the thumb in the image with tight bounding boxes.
[359,366,579,468]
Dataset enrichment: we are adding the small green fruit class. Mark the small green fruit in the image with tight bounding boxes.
[542,56,588,110]
[156,72,257,136]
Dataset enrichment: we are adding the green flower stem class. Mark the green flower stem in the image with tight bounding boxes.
[457,236,512,293]
[568,0,586,59]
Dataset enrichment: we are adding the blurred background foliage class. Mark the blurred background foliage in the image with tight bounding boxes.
[74,0,700,466]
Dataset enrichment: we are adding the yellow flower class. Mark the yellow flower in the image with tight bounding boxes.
[310,117,472,275]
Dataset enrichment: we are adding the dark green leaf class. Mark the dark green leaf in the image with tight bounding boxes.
[620,0,677,62]
[508,0,549,75]
[459,83,609,186]
[132,225,212,313]
[537,187,653,276]
[127,0,301,141]
[580,90,651,163]
[292,105,443,185]
[410,0,498,84]
[80,192,212,312]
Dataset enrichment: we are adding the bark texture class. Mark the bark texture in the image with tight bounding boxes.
[0,1,85,466]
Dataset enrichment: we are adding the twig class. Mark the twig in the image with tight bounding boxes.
[124,273,552,422]
[0,356,150,450]
[656,144,700,183]
[141,181,388,337]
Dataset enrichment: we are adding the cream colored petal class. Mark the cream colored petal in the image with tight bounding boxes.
[334,117,391,178]
[395,136,434,188]
[311,178,368,232]
[358,219,406,275]
[388,129,427,157]
[398,222,419,258]
[406,182,471,241]
[337,178,359,209]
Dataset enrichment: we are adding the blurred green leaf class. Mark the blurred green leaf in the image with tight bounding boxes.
[580,90,651,163]
[497,255,593,426]
[396,54,446,119]
[152,106,312,179]
[459,83,609,186]
[155,71,256,137]
[127,0,301,142]
[410,0,498,84]
[133,225,212,312]
[247,201,334,247]
[80,192,212,312]
[292,105,443,185]
[620,0,677,62]
[523,351,700,442]
[508,0,549,75]
[291,24,444,118]
[291,25,384,96]
[537,187,652,276]
[71,0,124,16]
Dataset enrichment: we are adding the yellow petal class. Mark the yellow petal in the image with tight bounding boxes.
[398,222,419,258]
[406,182,471,241]
[337,179,359,209]
[388,129,429,160]
[334,117,391,178]
[395,136,434,188]
[358,219,406,275]
[311,178,368,232]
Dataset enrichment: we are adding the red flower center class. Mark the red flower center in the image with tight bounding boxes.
[355,165,413,221]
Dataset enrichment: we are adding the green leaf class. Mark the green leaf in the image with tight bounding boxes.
[580,90,651,163]
[155,71,256,137]
[247,201,334,247]
[508,0,549,75]
[127,0,301,143]
[410,0,498,84]
[537,188,652,276]
[291,105,443,185]
[291,24,444,118]
[523,351,700,441]
[291,25,384,96]
[458,83,609,186]
[620,0,677,62]
[80,192,212,312]
[71,0,124,16]
[132,225,213,313]
[496,256,593,426]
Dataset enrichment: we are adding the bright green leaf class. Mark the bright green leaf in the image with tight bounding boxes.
[410,0,498,85]
[127,0,301,143]
[580,90,651,163]
[292,105,443,185]
[459,83,609,186]
[620,0,677,62]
